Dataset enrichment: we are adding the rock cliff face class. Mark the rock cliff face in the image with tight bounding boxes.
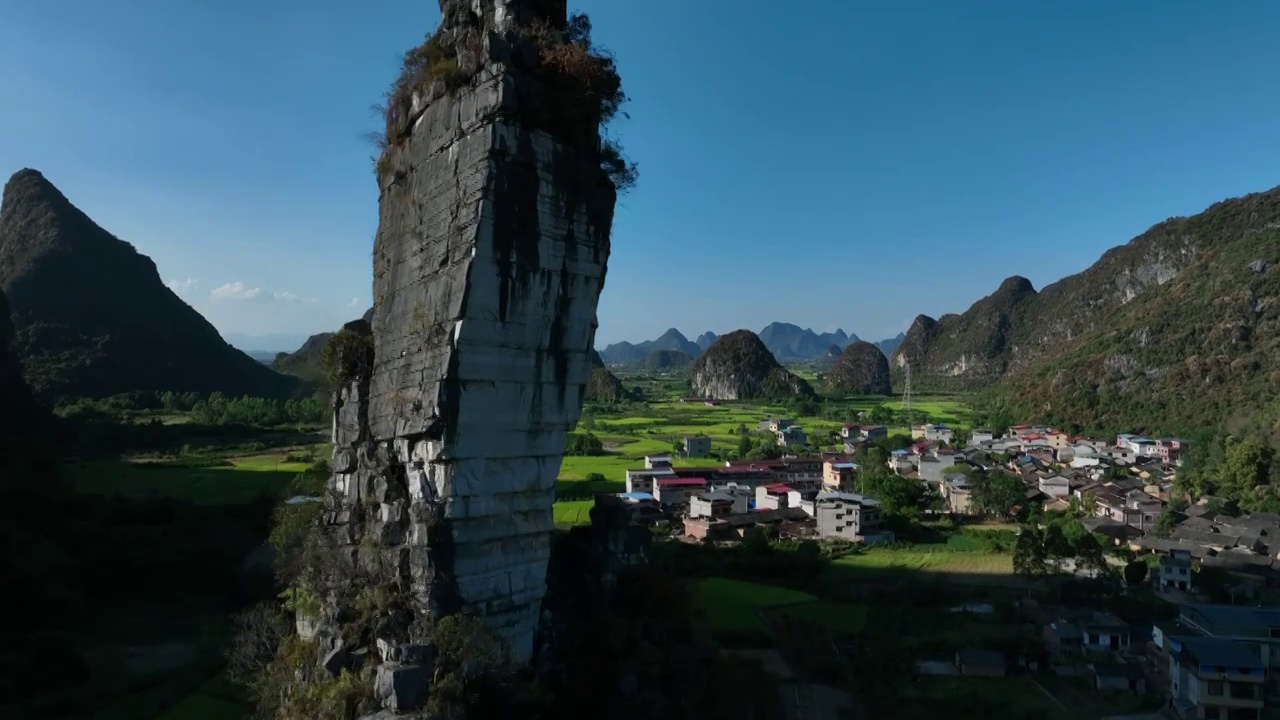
[0,169,300,400]
[316,0,620,694]
[690,330,814,401]
[826,340,892,395]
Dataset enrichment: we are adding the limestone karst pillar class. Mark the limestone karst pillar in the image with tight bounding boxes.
[323,0,617,673]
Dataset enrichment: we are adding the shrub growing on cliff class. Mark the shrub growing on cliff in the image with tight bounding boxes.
[378,12,637,192]
[321,327,373,388]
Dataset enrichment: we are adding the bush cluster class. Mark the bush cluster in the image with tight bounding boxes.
[378,13,637,192]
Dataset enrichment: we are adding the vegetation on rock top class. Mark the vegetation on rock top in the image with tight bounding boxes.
[377,11,637,192]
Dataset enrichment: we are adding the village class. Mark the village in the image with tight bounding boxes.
[601,418,1280,720]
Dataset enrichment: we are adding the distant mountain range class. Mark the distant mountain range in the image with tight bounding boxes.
[598,323,905,364]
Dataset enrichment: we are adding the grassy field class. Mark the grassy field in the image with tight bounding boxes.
[65,449,320,506]
[774,601,868,633]
[837,549,1013,573]
[694,577,817,634]
[918,677,1071,720]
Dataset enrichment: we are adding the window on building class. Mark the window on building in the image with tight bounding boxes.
[1207,680,1224,696]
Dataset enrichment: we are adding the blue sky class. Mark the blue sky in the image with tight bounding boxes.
[3,0,1279,349]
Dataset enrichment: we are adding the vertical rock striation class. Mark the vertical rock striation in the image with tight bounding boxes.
[321,0,618,687]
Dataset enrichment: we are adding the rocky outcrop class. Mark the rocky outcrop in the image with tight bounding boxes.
[890,276,1036,380]
[0,169,300,400]
[586,349,627,404]
[826,340,892,395]
[690,330,815,401]
[313,2,622,703]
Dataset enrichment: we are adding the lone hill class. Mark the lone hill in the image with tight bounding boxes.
[691,330,815,401]
[0,169,300,400]
[827,340,892,395]
[586,349,628,403]
[892,183,1280,433]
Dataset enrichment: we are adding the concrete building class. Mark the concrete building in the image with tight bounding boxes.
[814,492,884,542]
[644,454,672,470]
[625,467,675,494]
[755,483,794,511]
[682,435,712,458]
[688,491,737,519]
[1158,550,1194,593]
[822,460,859,491]
[1167,636,1266,720]
[652,476,706,506]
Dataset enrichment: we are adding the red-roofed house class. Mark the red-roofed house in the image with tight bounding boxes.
[756,483,795,510]
[653,477,707,506]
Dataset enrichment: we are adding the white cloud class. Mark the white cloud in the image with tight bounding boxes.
[210,281,263,301]
[166,278,199,294]
[347,297,359,307]
[272,291,318,303]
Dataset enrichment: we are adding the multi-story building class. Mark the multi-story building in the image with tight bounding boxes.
[1158,550,1194,593]
[822,460,858,491]
[688,491,740,519]
[625,467,676,494]
[682,434,712,458]
[652,477,706,506]
[755,483,794,511]
[814,492,885,542]
[1167,636,1266,720]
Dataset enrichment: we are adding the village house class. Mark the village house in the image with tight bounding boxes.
[682,506,813,541]
[688,489,750,519]
[652,477,706,506]
[814,492,889,543]
[1165,636,1266,720]
[822,460,859,492]
[889,450,917,475]
[1090,662,1147,694]
[760,418,794,433]
[755,483,795,511]
[1038,474,1072,499]
[776,425,808,447]
[919,453,958,483]
[943,474,974,514]
[1080,612,1134,653]
[625,467,676,494]
[971,428,998,444]
[1158,550,1195,593]
[682,435,712,458]
[644,454,672,470]
[911,423,956,443]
